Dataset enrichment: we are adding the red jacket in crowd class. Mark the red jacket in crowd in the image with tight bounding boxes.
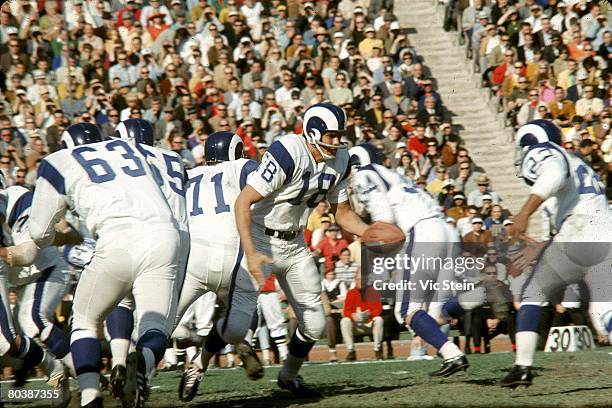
[343,286,382,323]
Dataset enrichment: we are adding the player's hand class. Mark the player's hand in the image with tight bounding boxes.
[509,214,529,238]
[246,251,273,288]
[507,240,545,272]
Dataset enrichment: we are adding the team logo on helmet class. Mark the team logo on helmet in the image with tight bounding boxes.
[61,123,104,149]
[205,131,245,164]
[114,119,155,146]
[349,143,382,168]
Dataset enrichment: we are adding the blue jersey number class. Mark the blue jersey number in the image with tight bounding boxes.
[261,160,277,183]
[163,154,185,196]
[576,165,604,195]
[289,172,337,208]
[189,174,204,216]
[72,146,117,183]
[73,140,148,183]
[188,172,230,216]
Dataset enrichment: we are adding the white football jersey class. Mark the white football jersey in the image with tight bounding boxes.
[30,139,176,247]
[186,158,258,241]
[520,143,609,230]
[3,186,59,285]
[247,135,350,231]
[138,144,188,232]
[351,163,443,232]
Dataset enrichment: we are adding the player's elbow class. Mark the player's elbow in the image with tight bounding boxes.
[29,222,54,249]
[6,241,39,267]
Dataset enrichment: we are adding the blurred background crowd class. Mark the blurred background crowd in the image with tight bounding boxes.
[0,0,610,373]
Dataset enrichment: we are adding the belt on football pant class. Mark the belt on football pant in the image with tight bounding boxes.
[264,228,299,241]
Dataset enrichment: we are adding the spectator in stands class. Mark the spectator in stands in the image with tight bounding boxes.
[575,85,604,121]
[447,193,468,221]
[453,158,483,195]
[457,205,479,237]
[484,205,507,240]
[322,270,347,363]
[314,224,349,273]
[463,217,494,255]
[467,174,500,206]
[335,248,358,289]
[341,271,384,361]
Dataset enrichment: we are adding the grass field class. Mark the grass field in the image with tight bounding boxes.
[6,348,612,407]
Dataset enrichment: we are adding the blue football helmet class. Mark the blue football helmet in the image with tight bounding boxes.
[349,143,383,168]
[114,118,155,146]
[514,119,563,176]
[61,123,104,149]
[205,131,245,164]
[302,102,347,160]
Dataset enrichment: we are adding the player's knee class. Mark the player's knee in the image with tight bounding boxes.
[301,316,326,341]
[18,315,41,339]
[220,323,249,345]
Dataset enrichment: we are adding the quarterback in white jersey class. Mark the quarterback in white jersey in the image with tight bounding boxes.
[104,118,190,403]
[29,123,181,407]
[501,119,612,388]
[349,144,468,378]
[236,103,369,397]
[177,131,262,402]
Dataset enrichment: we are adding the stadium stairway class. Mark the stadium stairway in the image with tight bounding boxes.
[395,0,543,237]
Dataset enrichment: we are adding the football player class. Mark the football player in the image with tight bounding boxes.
[29,123,181,407]
[0,184,75,400]
[235,103,369,397]
[0,175,70,402]
[177,131,263,402]
[349,143,468,377]
[108,118,190,403]
[501,119,612,387]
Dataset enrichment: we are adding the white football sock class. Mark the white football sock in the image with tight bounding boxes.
[164,347,177,366]
[439,341,463,360]
[110,338,130,368]
[515,331,538,366]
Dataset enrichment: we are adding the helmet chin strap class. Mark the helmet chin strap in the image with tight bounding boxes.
[315,142,335,160]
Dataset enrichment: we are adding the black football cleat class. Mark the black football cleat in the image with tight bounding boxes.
[110,364,126,399]
[277,374,322,398]
[345,350,356,361]
[429,355,469,377]
[500,365,533,388]
[236,342,264,380]
[178,366,202,402]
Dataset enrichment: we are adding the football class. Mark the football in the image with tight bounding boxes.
[361,222,406,254]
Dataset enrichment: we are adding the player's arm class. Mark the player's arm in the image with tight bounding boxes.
[236,147,289,286]
[512,150,567,236]
[350,170,396,226]
[330,200,369,236]
[29,160,69,248]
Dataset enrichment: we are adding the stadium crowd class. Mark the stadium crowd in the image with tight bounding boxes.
[443,0,611,198]
[0,0,610,380]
